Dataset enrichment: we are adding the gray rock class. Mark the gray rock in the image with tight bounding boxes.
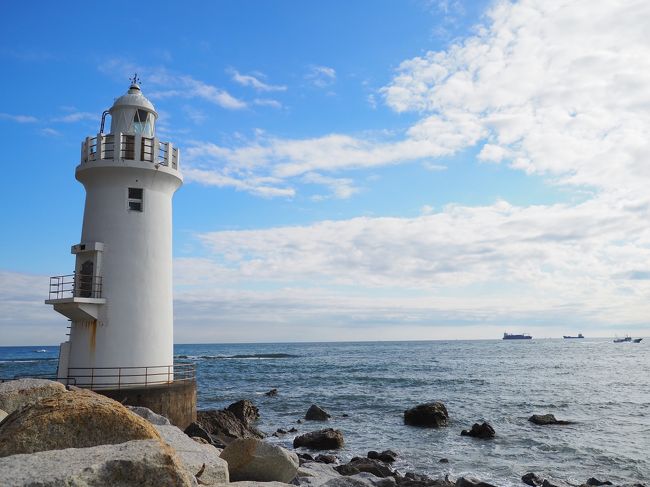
[528,414,571,425]
[227,399,261,424]
[315,454,338,464]
[0,408,7,424]
[128,405,172,425]
[541,480,572,487]
[306,404,331,420]
[455,477,497,487]
[294,429,345,450]
[295,460,341,487]
[0,378,66,414]
[156,423,229,485]
[460,422,495,439]
[220,438,299,483]
[403,402,448,427]
[0,439,195,486]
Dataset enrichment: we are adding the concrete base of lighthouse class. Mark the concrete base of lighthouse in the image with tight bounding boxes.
[96,380,197,429]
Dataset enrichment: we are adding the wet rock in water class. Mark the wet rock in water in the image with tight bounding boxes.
[276,428,288,434]
[0,389,161,457]
[368,450,398,463]
[228,399,260,424]
[315,454,338,464]
[0,378,66,414]
[294,428,345,450]
[528,414,571,425]
[298,419,304,424]
[185,421,214,444]
[335,463,361,476]
[403,402,449,427]
[289,427,299,433]
[265,388,279,397]
[541,480,572,487]
[585,479,613,486]
[397,472,454,487]
[522,472,543,486]
[438,458,449,464]
[220,437,299,483]
[455,477,497,487]
[306,404,332,421]
[337,457,395,478]
[0,439,195,487]
[460,422,495,439]
[197,400,265,445]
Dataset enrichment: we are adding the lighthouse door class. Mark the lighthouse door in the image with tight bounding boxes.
[78,260,94,298]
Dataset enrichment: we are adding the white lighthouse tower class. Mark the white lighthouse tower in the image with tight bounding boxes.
[46,77,184,391]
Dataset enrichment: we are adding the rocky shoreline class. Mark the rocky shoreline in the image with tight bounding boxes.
[0,379,644,487]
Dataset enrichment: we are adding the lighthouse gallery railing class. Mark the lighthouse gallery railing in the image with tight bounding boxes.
[81,133,179,169]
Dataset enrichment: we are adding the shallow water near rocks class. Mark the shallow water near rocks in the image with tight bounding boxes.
[2,339,648,485]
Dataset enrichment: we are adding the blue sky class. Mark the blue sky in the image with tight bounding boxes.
[2,0,650,345]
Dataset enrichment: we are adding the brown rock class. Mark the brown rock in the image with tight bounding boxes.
[0,389,161,457]
[305,404,331,421]
[293,428,344,450]
[528,414,571,426]
[220,438,299,483]
[404,402,449,427]
[460,422,495,439]
[227,399,260,424]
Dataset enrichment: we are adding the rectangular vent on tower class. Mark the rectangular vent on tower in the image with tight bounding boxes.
[128,187,143,212]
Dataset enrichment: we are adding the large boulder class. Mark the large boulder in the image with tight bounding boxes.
[0,378,66,414]
[0,439,195,486]
[156,423,229,485]
[220,438,299,483]
[197,400,265,445]
[185,421,215,445]
[460,422,495,439]
[306,404,331,420]
[528,414,571,426]
[294,429,345,450]
[403,402,448,427]
[0,389,161,457]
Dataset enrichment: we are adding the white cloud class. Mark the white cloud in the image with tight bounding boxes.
[151,75,246,110]
[171,192,650,337]
[53,112,97,123]
[306,65,337,88]
[98,59,246,111]
[41,128,62,136]
[253,98,282,109]
[0,112,37,123]
[229,69,287,92]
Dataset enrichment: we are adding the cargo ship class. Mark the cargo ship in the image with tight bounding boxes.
[503,332,532,340]
[563,333,584,339]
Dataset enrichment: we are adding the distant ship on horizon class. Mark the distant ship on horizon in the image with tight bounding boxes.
[503,332,532,340]
[563,333,584,339]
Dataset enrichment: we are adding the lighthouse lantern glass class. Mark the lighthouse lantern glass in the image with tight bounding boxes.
[133,109,154,137]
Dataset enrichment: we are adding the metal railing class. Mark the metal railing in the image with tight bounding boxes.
[3,363,195,391]
[63,363,195,390]
[81,133,180,169]
[48,272,103,300]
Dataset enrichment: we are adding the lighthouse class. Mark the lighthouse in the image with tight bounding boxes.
[46,78,195,426]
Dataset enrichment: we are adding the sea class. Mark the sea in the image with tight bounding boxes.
[1,339,648,486]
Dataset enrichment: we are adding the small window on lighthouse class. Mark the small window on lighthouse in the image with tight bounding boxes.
[128,187,143,212]
[133,109,154,137]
